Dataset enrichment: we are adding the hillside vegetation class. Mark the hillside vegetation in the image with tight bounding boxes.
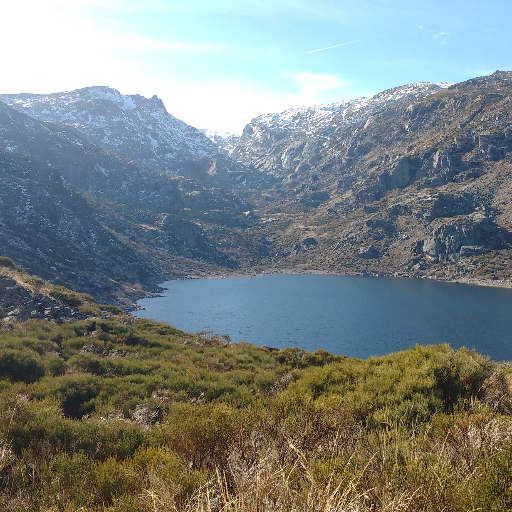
[0,314,512,511]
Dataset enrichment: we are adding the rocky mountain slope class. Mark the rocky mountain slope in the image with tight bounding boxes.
[2,73,512,304]
[201,129,241,155]
[0,100,251,222]
[0,258,111,323]
[0,94,256,302]
[0,273,85,323]
[0,86,266,189]
[228,82,451,173]
[233,71,512,283]
[0,86,217,164]
[0,142,168,303]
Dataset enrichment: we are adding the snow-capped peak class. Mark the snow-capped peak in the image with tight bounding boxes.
[228,81,453,167]
[0,86,219,170]
[249,82,453,133]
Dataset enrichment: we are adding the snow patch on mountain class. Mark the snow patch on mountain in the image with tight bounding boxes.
[200,129,241,155]
[0,86,219,172]
[250,82,451,134]
[228,82,453,167]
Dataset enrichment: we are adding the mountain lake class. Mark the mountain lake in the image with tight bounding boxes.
[134,274,512,360]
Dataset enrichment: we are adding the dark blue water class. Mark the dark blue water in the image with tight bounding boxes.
[134,275,512,360]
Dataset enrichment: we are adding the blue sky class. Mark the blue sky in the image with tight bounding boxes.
[2,0,511,132]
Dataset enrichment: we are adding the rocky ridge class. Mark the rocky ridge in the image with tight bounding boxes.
[0,86,216,167]
[0,260,111,323]
[0,275,86,323]
[0,144,168,302]
[0,86,265,190]
[0,98,250,302]
[228,82,451,174]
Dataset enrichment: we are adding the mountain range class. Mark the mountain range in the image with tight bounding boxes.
[2,72,512,305]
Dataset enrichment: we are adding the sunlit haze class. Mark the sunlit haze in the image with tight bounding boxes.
[2,0,511,133]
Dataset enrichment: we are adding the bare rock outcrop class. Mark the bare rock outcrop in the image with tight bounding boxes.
[0,277,86,323]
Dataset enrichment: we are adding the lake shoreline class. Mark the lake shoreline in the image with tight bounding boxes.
[130,266,512,311]
[170,266,512,289]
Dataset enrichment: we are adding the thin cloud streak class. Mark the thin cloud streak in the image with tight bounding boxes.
[305,38,371,54]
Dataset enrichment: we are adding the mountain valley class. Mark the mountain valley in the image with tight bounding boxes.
[2,72,512,305]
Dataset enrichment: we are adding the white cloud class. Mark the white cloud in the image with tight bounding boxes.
[15,0,173,11]
[156,0,353,24]
[0,0,350,134]
[416,25,452,44]
[0,0,220,97]
[90,32,219,51]
[1,1,216,53]
[290,73,346,102]
[152,73,347,134]
[432,31,451,45]
[433,31,451,40]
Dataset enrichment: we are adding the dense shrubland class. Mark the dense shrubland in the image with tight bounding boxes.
[0,316,511,511]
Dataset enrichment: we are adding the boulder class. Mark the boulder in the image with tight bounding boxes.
[421,211,509,262]
[356,246,381,259]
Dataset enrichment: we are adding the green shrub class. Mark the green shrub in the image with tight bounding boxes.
[95,456,140,505]
[0,256,16,268]
[469,445,512,510]
[131,446,207,505]
[49,452,96,508]
[0,315,509,510]
[25,276,45,287]
[160,402,253,471]
[99,304,124,315]
[43,355,67,377]
[79,304,102,317]
[280,344,493,427]
[50,286,96,307]
[68,353,117,376]
[31,374,101,418]
[6,397,75,453]
[0,349,45,383]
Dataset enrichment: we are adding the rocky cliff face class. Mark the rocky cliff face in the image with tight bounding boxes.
[0,86,266,190]
[0,86,217,166]
[0,145,170,302]
[0,100,245,301]
[0,101,252,216]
